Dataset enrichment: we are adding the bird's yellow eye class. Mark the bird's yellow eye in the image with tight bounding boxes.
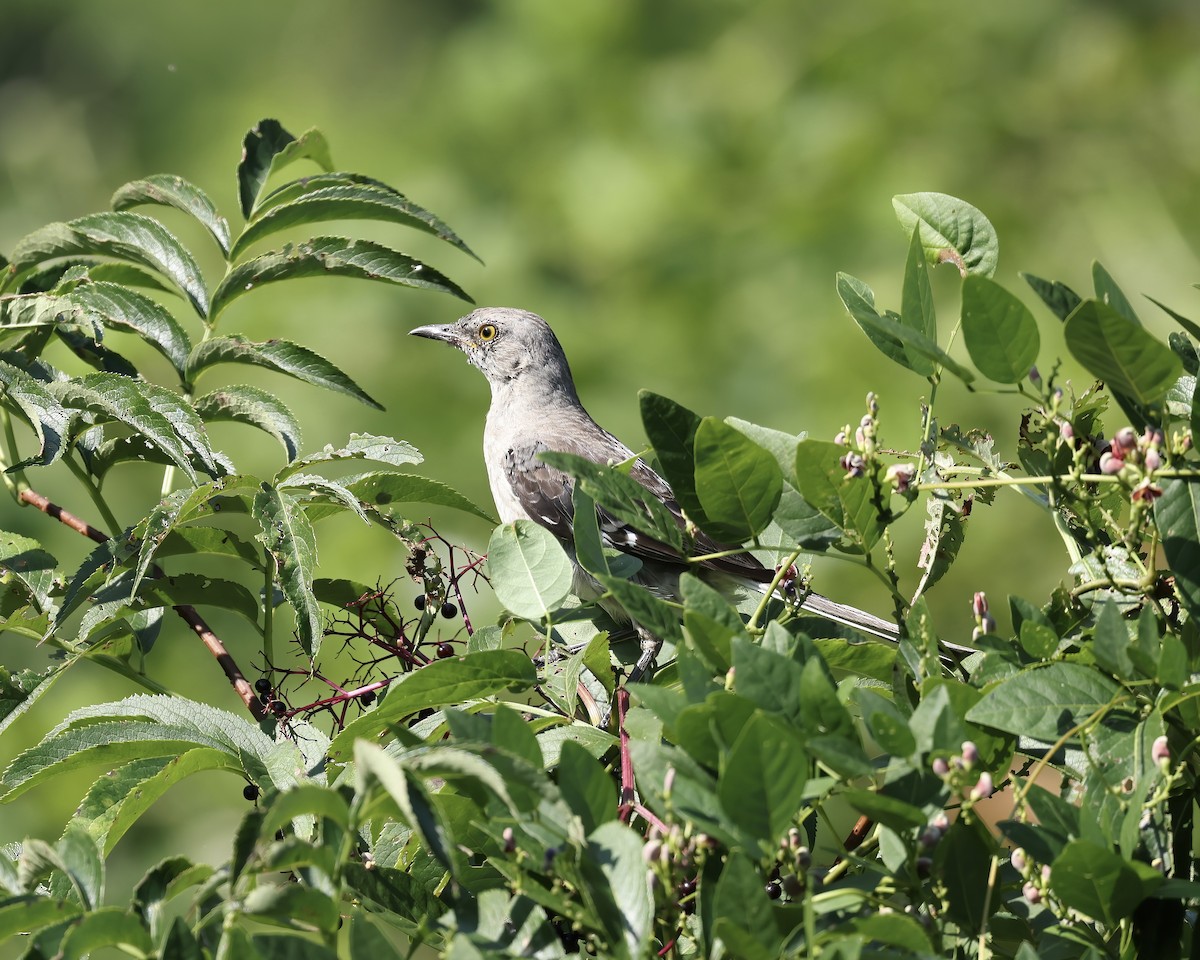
[478,323,498,341]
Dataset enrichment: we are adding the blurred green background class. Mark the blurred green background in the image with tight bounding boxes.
[2,0,1199,909]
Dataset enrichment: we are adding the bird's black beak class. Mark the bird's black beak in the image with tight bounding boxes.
[409,324,463,347]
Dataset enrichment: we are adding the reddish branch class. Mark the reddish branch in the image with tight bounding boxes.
[19,487,265,720]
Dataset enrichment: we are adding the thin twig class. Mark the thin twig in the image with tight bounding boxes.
[18,487,264,720]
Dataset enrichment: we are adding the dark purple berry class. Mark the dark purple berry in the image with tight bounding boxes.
[414,595,427,611]
[441,601,458,619]
[360,690,376,706]
[270,701,286,716]
[678,878,697,896]
[437,642,455,659]
[765,880,782,900]
[243,783,260,802]
[254,678,271,694]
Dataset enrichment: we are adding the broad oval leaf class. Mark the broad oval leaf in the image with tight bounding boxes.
[1064,300,1181,406]
[693,416,781,543]
[639,390,707,526]
[1051,839,1157,926]
[487,520,574,621]
[9,213,209,318]
[187,334,381,409]
[965,662,1123,742]
[195,385,301,461]
[793,439,884,552]
[960,275,1040,383]
[209,236,471,321]
[234,178,478,262]
[1155,479,1200,620]
[892,192,998,277]
[112,174,231,256]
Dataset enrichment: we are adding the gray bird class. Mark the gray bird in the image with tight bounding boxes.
[410,306,900,677]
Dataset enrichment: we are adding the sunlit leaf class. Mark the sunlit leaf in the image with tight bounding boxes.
[238,119,334,219]
[960,275,1040,383]
[892,192,998,277]
[487,521,574,621]
[112,174,231,256]
[693,416,781,542]
[253,484,321,656]
[0,358,68,467]
[1064,300,1180,406]
[195,385,301,461]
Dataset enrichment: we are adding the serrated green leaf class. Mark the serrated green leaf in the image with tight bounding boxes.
[276,432,421,477]
[54,373,219,483]
[487,520,574,621]
[195,385,301,461]
[693,416,781,542]
[235,178,478,261]
[960,275,1040,383]
[64,281,191,373]
[187,334,381,409]
[253,484,321,657]
[0,358,68,467]
[210,236,471,321]
[112,174,231,256]
[327,650,537,762]
[892,192,998,277]
[336,471,495,524]
[1064,300,1181,406]
[9,213,208,317]
[238,120,334,218]
[354,740,455,877]
[280,473,371,523]
[539,450,685,554]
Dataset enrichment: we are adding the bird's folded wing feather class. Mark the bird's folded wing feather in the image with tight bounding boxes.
[503,434,769,580]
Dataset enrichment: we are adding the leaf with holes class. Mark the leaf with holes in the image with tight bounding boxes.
[210,236,471,321]
[253,483,322,656]
[0,359,68,467]
[112,174,231,256]
[187,335,381,409]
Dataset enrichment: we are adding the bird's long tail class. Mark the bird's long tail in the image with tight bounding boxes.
[798,591,900,642]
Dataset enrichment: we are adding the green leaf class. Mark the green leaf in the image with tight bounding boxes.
[540,450,684,554]
[960,275,1040,383]
[112,174,231,256]
[842,788,927,832]
[938,818,995,933]
[1092,261,1140,325]
[570,485,642,579]
[57,906,153,960]
[581,822,653,960]
[195,385,301,461]
[55,372,219,483]
[235,177,478,261]
[836,273,973,382]
[242,884,340,934]
[0,358,69,467]
[557,739,617,833]
[486,521,574,621]
[310,471,494,524]
[693,416,782,542]
[793,439,883,552]
[9,213,209,317]
[713,853,781,960]
[901,225,937,344]
[718,712,808,846]
[892,191,998,277]
[1156,480,1200,620]
[639,390,707,523]
[327,650,537,762]
[965,662,1122,742]
[277,433,421,477]
[210,236,471,321]
[354,740,455,877]
[253,484,321,656]
[1051,839,1156,925]
[0,896,82,941]
[187,334,382,409]
[1022,272,1082,321]
[238,120,334,218]
[596,573,682,643]
[1064,300,1181,406]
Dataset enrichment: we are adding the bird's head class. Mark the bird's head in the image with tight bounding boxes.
[410,307,578,397]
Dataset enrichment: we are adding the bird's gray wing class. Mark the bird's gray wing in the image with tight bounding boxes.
[503,435,770,579]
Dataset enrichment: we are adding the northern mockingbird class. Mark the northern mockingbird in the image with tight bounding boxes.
[411,307,900,677]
